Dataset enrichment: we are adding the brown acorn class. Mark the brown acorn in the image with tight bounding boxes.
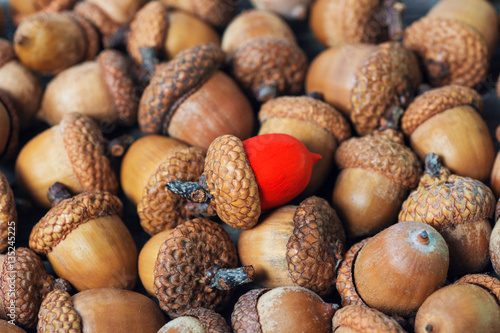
[404,0,498,87]
[489,200,500,277]
[231,287,338,333]
[258,95,352,195]
[0,320,26,333]
[158,0,236,28]
[8,0,76,25]
[310,0,405,48]
[399,153,495,277]
[415,274,500,333]
[221,9,308,102]
[38,49,138,126]
[0,171,16,254]
[489,126,500,197]
[153,218,254,318]
[15,113,119,208]
[0,90,19,163]
[401,85,494,182]
[250,0,313,20]
[332,305,406,333]
[138,43,254,151]
[158,308,231,333]
[306,42,422,135]
[13,11,99,75]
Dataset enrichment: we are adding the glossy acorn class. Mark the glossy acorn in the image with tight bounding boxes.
[157,308,230,333]
[250,0,313,20]
[8,0,76,25]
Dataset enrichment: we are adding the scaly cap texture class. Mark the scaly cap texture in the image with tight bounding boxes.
[231,288,270,333]
[182,308,231,333]
[332,304,406,333]
[37,289,82,333]
[64,12,100,62]
[0,171,16,253]
[74,2,122,45]
[336,239,369,307]
[455,274,500,302]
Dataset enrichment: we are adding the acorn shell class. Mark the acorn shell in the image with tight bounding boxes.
[37,289,82,333]
[159,0,235,27]
[65,11,100,64]
[332,305,406,333]
[10,0,77,25]
[456,274,500,301]
[158,308,231,333]
[0,91,19,163]
[74,1,123,46]
[0,171,16,254]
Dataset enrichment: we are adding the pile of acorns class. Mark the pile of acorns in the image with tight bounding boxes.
[1,0,500,332]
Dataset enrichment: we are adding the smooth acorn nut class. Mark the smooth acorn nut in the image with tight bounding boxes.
[337,221,449,317]
[415,274,500,333]
[8,0,76,25]
[232,287,338,333]
[250,0,313,20]
[306,42,422,135]
[158,0,236,27]
[29,190,138,291]
[138,230,172,296]
[38,50,138,126]
[0,91,19,164]
[238,197,346,296]
[138,44,254,151]
[0,171,16,254]
[158,308,230,333]
[222,10,308,102]
[489,200,500,276]
[0,320,26,333]
[38,288,167,333]
[404,0,498,87]
[401,85,494,182]
[399,153,495,276]
[332,305,406,333]
[310,0,405,48]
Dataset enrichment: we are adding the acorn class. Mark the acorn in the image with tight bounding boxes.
[29,190,138,291]
[157,308,230,333]
[138,43,254,151]
[489,126,500,197]
[238,196,345,296]
[332,305,406,333]
[222,9,308,102]
[8,0,76,25]
[0,90,19,163]
[310,0,405,48]
[13,11,99,75]
[415,274,500,333]
[489,200,500,277]
[0,171,16,254]
[306,42,422,135]
[250,0,313,20]
[157,0,236,28]
[404,0,498,87]
[38,288,167,332]
[231,286,338,333]
[399,153,495,277]
[153,218,254,317]
[15,113,119,208]
[336,221,449,317]
[0,320,26,333]
[401,85,494,182]
[258,95,351,195]
[166,133,321,230]
[37,49,138,126]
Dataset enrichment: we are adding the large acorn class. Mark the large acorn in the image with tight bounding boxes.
[306,42,422,135]
[158,0,236,28]
[8,0,76,25]
[404,0,498,87]
[221,9,308,102]
[158,308,230,333]
[401,85,494,182]
[399,153,495,277]
[250,0,314,20]
[0,171,16,254]
[0,91,18,163]
[332,305,406,333]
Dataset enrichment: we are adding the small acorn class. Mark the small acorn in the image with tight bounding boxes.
[310,0,405,48]
[221,9,308,102]
[8,0,76,25]
[158,0,236,28]
[306,42,422,135]
[489,200,500,277]
[238,196,346,296]
[332,305,406,333]
[0,171,16,254]
[404,0,498,87]
[232,287,338,333]
[399,153,495,277]
[250,0,313,20]
[401,85,494,182]
[157,308,230,333]
[0,91,19,163]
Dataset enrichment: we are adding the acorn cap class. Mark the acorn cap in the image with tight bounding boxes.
[64,12,100,63]
[332,304,406,333]
[153,218,238,317]
[74,2,122,44]
[336,238,369,307]
[29,191,123,255]
[12,0,77,24]
[0,39,15,68]
[231,288,270,333]
[259,96,352,144]
[0,90,19,163]
[335,131,422,190]
[127,1,169,66]
[455,274,500,301]
[342,0,385,43]
[404,17,488,87]
[401,85,483,135]
[0,171,16,253]
[350,42,421,135]
[37,289,82,333]
[138,43,224,134]
[229,38,308,102]
[181,308,231,333]
[204,135,261,229]
[98,50,138,125]
[137,147,205,236]
[286,196,346,296]
[59,113,119,194]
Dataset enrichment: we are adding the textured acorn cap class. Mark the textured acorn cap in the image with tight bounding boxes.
[12,0,77,24]
[336,239,369,307]
[74,1,122,45]
[178,308,231,333]
[332,304,406,333]
[137,147,205,236]
[37,289,82,333]
[64,12,100,63]
[456,274,500,301]
[29,191,123,255]
[204,134,261,229]
[153,218,238,317]
[350,42,421,136]
[259,96,352,144]
[0,171,16,253]
[0,90,19,163]
[404,17,488,87]
[231,288,270,332]
[138,43,224,134]
[0,39,15,69]
[401,85,483,135]
[162,0,235,27]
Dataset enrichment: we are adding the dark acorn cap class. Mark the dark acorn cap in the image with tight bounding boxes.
[37,289,82,333]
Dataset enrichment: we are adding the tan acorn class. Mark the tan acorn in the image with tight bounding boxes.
[401,85,494,182]
[0,90,19,163]
[250,0,313,20]
[221,9,308,102]
[231,287,338,333]
[415,274,500,333]
[306,42,422,135]
[0,171,16,254]
[489,200,500,277]
[158,0,236,28]
[138,43,254,151]
[158,308,230,333]
[310,0,405,48]
[8,0,76,25]
[38,288,167,333]
[399,153,495,277]
[258,95,351,195]
[332,305,406,333]
[404,0,498,87]
[0,320,26,333]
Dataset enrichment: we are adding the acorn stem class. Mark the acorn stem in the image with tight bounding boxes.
[166,178,213,203]
[381,0,405,41]
[425,153,442,177]
[380,105,404,130]
[254,84,278,102]
[107,134,135,158]
[417,230,430,246]
[208,266,255,291]
[47,182,72,207]
[140,47,159,74]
